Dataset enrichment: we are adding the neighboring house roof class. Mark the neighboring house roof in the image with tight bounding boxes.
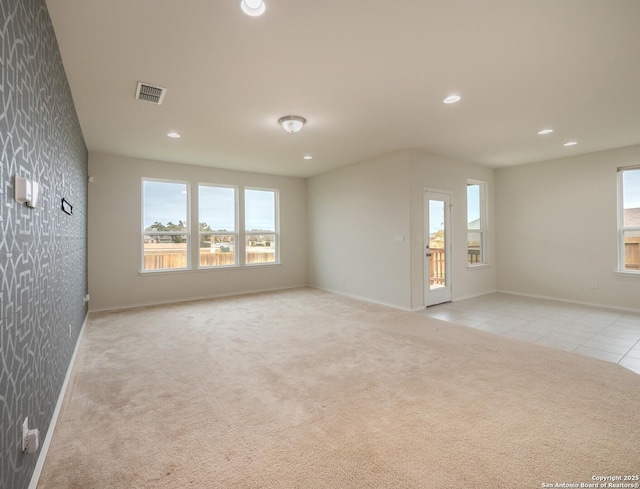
[625,208,640,226]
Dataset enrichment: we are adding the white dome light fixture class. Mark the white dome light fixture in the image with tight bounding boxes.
[278,115,306,133]
[241,0,266,17]
[538,128,554,135]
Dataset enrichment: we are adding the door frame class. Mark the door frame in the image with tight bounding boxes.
[424,188,453,307]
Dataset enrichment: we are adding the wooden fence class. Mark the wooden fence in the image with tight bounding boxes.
[429,248,446,285]
[626,241,640,269]
[429,248,482,286]
[144,250,275,270]
[468,248,481,264]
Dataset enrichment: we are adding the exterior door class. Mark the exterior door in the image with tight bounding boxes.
[424,189,452,307]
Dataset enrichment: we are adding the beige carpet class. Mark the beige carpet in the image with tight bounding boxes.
[38,288,640,488]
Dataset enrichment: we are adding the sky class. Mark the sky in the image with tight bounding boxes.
[145,172,639,234]
[143,181,275,231]
[623,168,640,209]
[467,185,480,224]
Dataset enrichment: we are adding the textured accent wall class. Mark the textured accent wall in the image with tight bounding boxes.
[0,1,88,488]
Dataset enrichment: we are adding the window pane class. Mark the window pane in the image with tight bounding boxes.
[143,235,188,270]
[143,180,188,271]
[200,234,236,267]
[468,231,483,264]
[143,181,188,230]
[624,230,640,271]
[199,185,236,232]
[246,233,276,264]
[467,184,481,229]
[245,189,275,231]
[622,169,640,227]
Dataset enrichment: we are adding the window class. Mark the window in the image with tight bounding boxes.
[142,179,189,271]
[199,184,237,268]
[618,167,640,272]
[141,180,280,272]
[467,180,486,265]
[245,188,279,265]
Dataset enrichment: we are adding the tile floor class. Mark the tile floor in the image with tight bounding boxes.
[419,292,640,375]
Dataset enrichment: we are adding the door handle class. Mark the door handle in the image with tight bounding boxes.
[426,253,432,257]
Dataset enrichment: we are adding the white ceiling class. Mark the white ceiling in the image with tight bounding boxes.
[45,0,640,178]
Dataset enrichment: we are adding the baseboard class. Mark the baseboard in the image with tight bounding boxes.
[310,286,413,312]
[408,290,498,311]
[452,289,499,302]
[28,314,89,489]
[88,284,309,313]
[496,289,640,314]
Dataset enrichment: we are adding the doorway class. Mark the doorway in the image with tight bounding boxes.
[424,189,452,307]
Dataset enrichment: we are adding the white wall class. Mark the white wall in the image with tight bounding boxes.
[496,144,640,310]
[307,150,496,310]
[307,152,413,309]
[88,152,307,310]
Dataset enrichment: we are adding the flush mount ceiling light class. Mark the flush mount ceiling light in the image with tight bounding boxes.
[563,141,577,147]
[443,94,461,104]
[303,155,313,160]
[278,115,306,133]
[167,132,181,139]
[538,128,554,135]
[241,0,265,16]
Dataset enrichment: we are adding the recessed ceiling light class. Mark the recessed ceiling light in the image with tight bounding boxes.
[167,132,181,139]
[303,155,313,160]
[563,141,577,147]
[241,0,265,16]
[443,94,461,104]
[538,129,554,135]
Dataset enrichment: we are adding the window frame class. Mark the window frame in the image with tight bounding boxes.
[141,178,191,272]
[466,179,487,268]
[197,183,239,269]
[617,165,640,274]
[244,187,280,266]
[140,180,281,273]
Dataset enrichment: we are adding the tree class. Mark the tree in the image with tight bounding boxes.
[145,220,187,243]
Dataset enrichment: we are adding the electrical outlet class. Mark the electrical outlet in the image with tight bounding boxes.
[340,274,345,281]
[591,281,599,289]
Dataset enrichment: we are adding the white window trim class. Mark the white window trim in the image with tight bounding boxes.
[467,179,487,268]
[244,186,280,266]
[617,165,640,274]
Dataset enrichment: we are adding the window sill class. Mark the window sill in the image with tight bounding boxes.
[467,263,490,270]
[139,263,281,276]
[615,270,640,278]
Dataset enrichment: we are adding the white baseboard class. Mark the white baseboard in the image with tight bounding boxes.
[452,289,499,302]
[28,314,88,489]
[310,286,413,312]
[496,289,640,314]
[88,284,309,313]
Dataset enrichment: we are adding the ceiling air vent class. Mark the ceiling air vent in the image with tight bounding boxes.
[135,82,166,105]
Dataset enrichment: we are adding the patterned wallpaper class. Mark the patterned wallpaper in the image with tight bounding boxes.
[0,1,88,488]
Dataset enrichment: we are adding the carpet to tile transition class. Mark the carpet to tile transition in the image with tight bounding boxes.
[37,288,640,488]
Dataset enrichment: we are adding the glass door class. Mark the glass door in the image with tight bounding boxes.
[424,189,452,307]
